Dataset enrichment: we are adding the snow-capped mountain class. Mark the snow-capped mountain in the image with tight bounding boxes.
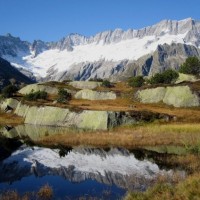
[1,18,200,81]
[0,145,172,190]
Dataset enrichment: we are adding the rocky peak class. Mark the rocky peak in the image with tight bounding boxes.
[31,40,49,57]
[0,34,30,57]
[52,33,87,51]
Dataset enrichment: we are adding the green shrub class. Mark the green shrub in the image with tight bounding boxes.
[88,78,103,82]
[2,85,18,98]
[57,88,72,103]
[102,80,113,88]
[149,73,164,84]
[162,69,179,84]
[179,56,200,75]
[149,69,179,84]
[128,76,145,87]
[62,79,72,83]
[24,90,48,101]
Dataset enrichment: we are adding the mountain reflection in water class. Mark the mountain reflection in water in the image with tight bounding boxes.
[0,126,185,199]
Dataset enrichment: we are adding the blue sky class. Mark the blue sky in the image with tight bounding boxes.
[0,0,199,42]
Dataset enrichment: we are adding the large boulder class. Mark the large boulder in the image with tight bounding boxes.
[69,81,102,89]
[136,86,200,107]
[75,89,116,100]
[163,86,199,107]
[136,87,166,103]
[18,83,58,95]
[15,102,111,130]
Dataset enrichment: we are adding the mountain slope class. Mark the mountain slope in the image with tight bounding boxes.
[42,43,200,81]
[117,43,200,80]
[0,18,200,81]
[0,58,35,89]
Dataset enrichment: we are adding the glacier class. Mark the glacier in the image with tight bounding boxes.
[0,18,200,80]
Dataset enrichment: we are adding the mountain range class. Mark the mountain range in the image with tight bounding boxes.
[0,145,167,191]
[0,18,200,82]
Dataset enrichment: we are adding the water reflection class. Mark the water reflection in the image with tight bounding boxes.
[0,125,186,199]
[0,124,84,141]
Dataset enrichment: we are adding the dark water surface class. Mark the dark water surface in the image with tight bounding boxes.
[0,125,185,200]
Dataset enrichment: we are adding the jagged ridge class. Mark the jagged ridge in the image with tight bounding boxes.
[0,18,200,81]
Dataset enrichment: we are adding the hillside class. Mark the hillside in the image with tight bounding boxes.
[0,58,35,89]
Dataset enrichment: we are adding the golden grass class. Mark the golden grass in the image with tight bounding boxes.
[125,173,200,200]
[167,154,200,173]
[38,123,200,148]
[37,184,53,200]
[96,81,133,93]
[0,184,53,200]
[69,97,200,123]
[132,102,200,123]
[0,112,24,125]
[70,97,132,111]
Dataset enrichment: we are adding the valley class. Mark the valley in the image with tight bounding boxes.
[0,74,200,199]
[0,16,200,200]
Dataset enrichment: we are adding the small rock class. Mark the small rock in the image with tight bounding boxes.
[52,100,57,104]
[6,110,12,114]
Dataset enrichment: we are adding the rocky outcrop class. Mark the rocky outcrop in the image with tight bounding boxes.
[18,83,58,95]
[43,43,200,82]
[163,86,199,107]
[14,103,109,130]
[69,81,102,89]
[136,87,166,103]
[75,89,116,100]
[1,18,200,82]
[116,43,200,80]
[13,102,167,130]
[136,86,200,107]
[175,73,198,83]
[0,98,19,111]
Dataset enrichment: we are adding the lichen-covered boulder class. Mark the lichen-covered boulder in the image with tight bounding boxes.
[14,101,167,130]
[136,87,166,103]
[18,83,58,95]
[75,89,116,100]
[15,103,110,130]
[78,111,108,130]
[136,85,200,107]
[163,86,199,107]
[176,73,198,84]
[69,81,102,89]
[1,98,19,111]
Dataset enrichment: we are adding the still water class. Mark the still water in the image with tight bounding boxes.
[0,125,185,200]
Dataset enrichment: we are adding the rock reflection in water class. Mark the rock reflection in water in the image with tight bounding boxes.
[0,124,80,141]
[0,126,186,199]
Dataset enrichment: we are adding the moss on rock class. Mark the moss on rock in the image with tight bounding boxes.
[1,98,19,110]
[176,73,198,84]
[163,86,199,107]
[19,83,59,95]
[136,87,166,103]
[75,89,116,100]
[69,81,102,89]
[136,85,200,107]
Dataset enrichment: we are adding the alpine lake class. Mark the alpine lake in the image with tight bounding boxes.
[0,124,187,200]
